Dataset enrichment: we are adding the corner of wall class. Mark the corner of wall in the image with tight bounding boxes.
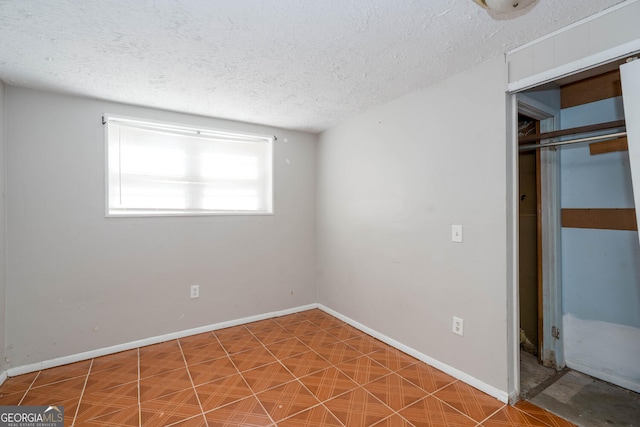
[311,132,321,307]
[315,56,510,394]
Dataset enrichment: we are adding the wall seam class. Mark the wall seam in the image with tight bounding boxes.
[1,81,7,377]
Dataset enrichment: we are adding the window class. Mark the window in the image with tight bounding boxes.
[105,116,273,216]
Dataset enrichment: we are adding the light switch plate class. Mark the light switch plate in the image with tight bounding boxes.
[452,225,463,243]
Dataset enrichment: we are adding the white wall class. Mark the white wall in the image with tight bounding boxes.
[317,57,510,394]
[507,0,640,90]
[0,81,6,376]
[560,97,640,391]
[4,87,317,367]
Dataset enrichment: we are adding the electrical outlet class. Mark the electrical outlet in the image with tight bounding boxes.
[453,316,464,336]
[190,285,200,299]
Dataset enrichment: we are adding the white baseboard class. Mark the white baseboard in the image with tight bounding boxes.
[565,359,640,393]
[5,303,318,378]
[318,304,510,403]
[3,301,509,404]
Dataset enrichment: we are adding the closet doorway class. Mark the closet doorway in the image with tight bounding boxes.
[516,60,640,425]
[516,94,561,399]
[517,115,540,360]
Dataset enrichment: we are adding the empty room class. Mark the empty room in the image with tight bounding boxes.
[0,1,639,426]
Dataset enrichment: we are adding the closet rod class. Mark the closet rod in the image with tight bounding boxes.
[518,119,625,143]
[518,131,627,152]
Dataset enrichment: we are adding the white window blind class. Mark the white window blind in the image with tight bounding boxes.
[106,116,273,216]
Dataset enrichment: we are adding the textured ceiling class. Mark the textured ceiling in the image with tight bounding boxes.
[0,0,626,133]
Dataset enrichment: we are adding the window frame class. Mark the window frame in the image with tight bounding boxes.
[104,114,275,218]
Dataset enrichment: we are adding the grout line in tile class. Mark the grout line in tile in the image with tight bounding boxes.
[276,398,324,425]
[284,338,405,426]
[252,330,313,424]
[512,403,557,427]
[283,363,328,404]
[478,401,507,425]
[70,358,93,426]
[319,402,347,427]
[242,321,358,424]
[218,328,278,426]
[27,373,91,391]
[172,413,213,426]
[261,318,421,425]
[429,377,459,396]
[359,383,418,426]
[228,319,375,425]
[274,399,333,425]
[430,389,492,426]
[16,370,41,406]
[137,347,141,427]
[177,339,209,427]
[361,381,433,427]
[377,412,419,427]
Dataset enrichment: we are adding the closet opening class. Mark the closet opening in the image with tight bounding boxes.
[516,60,640,426]
[517,114,541,357]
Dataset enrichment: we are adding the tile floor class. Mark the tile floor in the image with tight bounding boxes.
[0,309,576,426]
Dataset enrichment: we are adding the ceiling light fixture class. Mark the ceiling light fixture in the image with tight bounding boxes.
[474,0,536,14]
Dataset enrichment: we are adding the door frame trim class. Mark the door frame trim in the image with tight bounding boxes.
[510,94,562,404]
[518,94,564,370]
[506,17,640,404]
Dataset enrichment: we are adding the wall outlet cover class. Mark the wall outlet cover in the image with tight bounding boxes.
[453,316,464,336]
[190,285,200,299]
